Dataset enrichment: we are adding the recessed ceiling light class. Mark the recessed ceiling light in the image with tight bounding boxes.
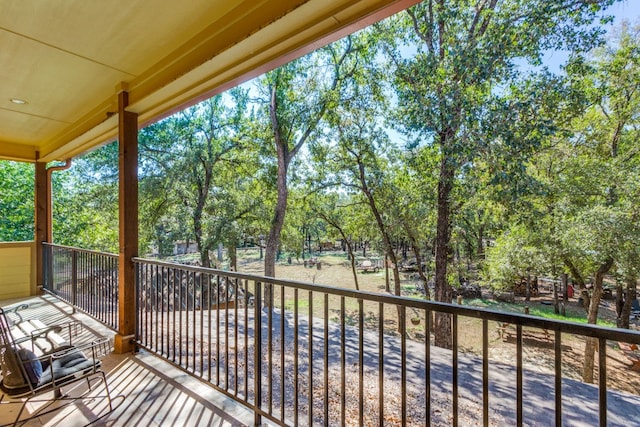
[10,98,27,105]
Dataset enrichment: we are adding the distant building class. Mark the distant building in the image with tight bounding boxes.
[174,241,198,255]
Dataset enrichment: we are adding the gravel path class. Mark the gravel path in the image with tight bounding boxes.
[253,308,640,426]
[137,304,640,426]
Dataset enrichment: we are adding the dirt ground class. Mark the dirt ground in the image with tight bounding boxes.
[233,248,640,396]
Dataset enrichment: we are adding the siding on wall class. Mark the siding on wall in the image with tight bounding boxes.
[0,242,35,300]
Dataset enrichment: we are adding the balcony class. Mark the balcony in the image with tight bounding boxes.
[5,2,638,425]
[2,243,640,426]
[0,294,255,426]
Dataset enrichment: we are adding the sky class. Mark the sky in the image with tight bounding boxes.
[539,0,640,71]
[609,0,640,22]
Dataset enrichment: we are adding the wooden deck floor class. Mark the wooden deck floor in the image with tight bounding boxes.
[0,295,253,426]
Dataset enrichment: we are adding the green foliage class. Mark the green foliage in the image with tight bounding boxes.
[138,90,262,265]
[0,161,34,242]
[517,20,640,287]
[482,225,549,290]
[51,153,118,252]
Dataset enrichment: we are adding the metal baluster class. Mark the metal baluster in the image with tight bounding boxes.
[208,273,213,382]
[217,275,221,385]
[309,290,314,427]
[426,308,431,427]
[340,296,345,427]
[359,299,364,427]
[200,271,204,377]
[244,279,249,399]
[280,285,285,422]
[598,337,606,427]
[483,319,489,427]
[192,270,197,373]
[402,305,407,427]
[268,284,273,417]
[234,276,239,395]
[379,302,384,427]
[453,313,458,427]
[225,275,229,388]
[324,293,329,425]
[517,324,523,426]
[178,269,184,368]
[555,330,562,426]
[155,263,160,353]
[254,281,263,427]
[294,288,299,426]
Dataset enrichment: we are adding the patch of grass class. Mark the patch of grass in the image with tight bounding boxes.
[528,306,616,327]
[283,299,310,311]
[465,298,522,312]
[315,254,350,264]
[465,298,616,327]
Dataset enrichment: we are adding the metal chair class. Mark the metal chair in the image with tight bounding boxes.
[0,307,113,426]
[2,303,84,355]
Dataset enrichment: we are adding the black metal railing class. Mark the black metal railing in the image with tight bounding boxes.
[133,257,640,427]
[43,243,119,330]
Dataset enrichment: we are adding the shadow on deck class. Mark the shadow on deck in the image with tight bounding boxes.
[0,295,253,426]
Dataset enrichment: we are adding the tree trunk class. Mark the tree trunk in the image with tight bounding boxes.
[616,282,624,328]
[264,78,291,283]
[265,159,287,278]
[200,248,211,268]
[347,241,359,291]
[264,106,291,307]
[563,257,588,310]
[229,244,237,271]
[264,166,287,306]
[434,151,454,349]
[477,224,485,259]
[620,275,637,329]
[582,258,614,383]
[407,230,430,299]
[355,157,403,330]
[318,211,360,291]
[385,255,391,293]
[193,202,211,268]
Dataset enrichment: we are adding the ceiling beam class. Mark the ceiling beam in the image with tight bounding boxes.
[0,141,37,162]
[2,0,420,163]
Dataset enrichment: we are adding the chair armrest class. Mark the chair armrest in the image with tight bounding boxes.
[47,336,111,361]
[30,320,84,346]
[2,303,29,325]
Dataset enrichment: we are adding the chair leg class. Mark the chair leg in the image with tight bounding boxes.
[5,372,114,426]
[99,371,113,411]
[13,398,30,427]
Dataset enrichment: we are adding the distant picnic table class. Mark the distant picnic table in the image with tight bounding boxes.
[304,257,321,269]
[358,260,379,273]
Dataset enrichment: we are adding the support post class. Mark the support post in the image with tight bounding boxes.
[34,160,47,295]
[37,158,72,295]
[114,89,138,354]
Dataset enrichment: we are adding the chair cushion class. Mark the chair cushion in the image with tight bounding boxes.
[38,347,98,386]
[18,348,42,385]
